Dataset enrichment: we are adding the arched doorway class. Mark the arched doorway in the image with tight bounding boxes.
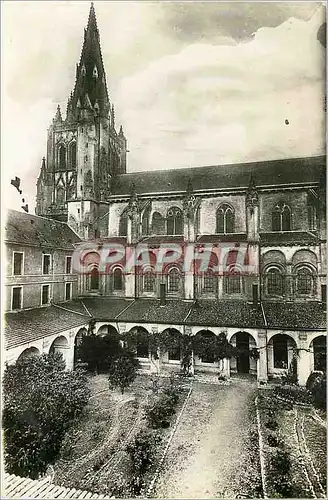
[74,328,87,368]
[268,333,297,379]
[128,326,150,359]
[49,335,69,367]
[161,328,182,362]
[194,330,216,364]
[312,335,326,372]
[230,332,257,375]
[17,346,40,362]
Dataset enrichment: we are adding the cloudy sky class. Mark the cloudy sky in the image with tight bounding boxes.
[2,1,325,213]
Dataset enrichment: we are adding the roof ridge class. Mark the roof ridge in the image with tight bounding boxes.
[117,154,325,177]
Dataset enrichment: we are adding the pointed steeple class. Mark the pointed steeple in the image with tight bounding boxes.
[54,104,62,123]
[71,2,109,117]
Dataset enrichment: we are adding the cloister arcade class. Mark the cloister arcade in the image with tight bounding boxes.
[6,319,325,386]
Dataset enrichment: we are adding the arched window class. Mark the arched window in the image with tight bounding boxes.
[216,204,235,234]
[266,268,284,296]
[56,186,65,204]
[113,268,123,291]
[69,142,77,170]
[224,267,243,295]
[296,267,314,295]
[119,214,127,236]
[58,145,66,170]
[168,268,181,293]
[272,202,291,232]
[142,206,150,236]
[143,270,155,293]
[167,207,183,235]
[90,267,99,290]
[151,212,165,235]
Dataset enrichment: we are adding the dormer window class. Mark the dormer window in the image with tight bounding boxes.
[81,64,86,76]
[93,65,98,78]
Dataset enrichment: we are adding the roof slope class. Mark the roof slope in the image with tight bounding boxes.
[5,302,89,349]
[3,472,106,499]
[110,155,325,197]
[263,301,326,330]
[5,209,81,249]
[186,300,265,328]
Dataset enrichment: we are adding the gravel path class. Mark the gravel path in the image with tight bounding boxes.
[154,380,258,499]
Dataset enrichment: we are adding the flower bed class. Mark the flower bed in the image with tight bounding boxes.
[257,391,311,498]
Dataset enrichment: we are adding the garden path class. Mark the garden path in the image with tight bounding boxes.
[154,379,258,499]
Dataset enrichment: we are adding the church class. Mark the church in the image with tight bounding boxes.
[6,3,326,385]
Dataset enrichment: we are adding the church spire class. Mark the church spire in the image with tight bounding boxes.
[71,2,109,117]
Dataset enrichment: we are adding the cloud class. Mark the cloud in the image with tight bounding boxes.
[117,7,325,173]
[2,2,325,213]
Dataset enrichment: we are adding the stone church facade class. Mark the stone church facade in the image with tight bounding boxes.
[16,2,325,384]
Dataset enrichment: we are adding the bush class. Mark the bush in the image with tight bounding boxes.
[274,385,312,405]
[311,374,326,410]
[108,351,140,394]
[2,353,90,479]
[269,449,292,497]
[306,371,324,392]
[126,430,161,495]
[145,388,179,429]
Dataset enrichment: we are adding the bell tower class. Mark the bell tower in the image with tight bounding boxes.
[36,2,127,239]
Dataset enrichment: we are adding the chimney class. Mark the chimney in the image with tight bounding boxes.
[321,284,327,307]
[160,283,166,307]
[252,284,259,306]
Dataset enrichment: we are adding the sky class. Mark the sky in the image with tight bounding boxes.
[2,1,326,213]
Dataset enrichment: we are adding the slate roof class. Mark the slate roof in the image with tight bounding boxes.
[5,209,81,249]
[110,155,325,197]
[260,231,320,246]
[81,297,133,320]
[5,302,89,349]
[262,301,326,330]
[3,472,105,499]
[117,299,192,324]
[186,299,265,328]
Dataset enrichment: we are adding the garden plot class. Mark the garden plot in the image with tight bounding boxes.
[257,389,326,498]
[53,373,189,497]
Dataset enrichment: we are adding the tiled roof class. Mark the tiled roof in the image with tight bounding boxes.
[197,234,248,243]
[263,301,326,330]
[81,297,133,320]
[110,155,324,197]
[5,209,81,249]
[260,231,320,246]
[117,298,192,324]
[186,299,265,328]
[5,302,89,349]
[3,472,105,499]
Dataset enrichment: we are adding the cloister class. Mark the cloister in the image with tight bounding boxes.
[7,319,325,387]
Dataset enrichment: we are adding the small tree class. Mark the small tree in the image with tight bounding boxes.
[3,352,90,479]
[108,351,140,394]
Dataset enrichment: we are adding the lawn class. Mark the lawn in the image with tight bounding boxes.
[53,373,190,497]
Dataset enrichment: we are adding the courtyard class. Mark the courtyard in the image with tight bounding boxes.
[50,373,326,498]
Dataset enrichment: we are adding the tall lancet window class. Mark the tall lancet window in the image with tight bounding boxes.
[58,145,66,170]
